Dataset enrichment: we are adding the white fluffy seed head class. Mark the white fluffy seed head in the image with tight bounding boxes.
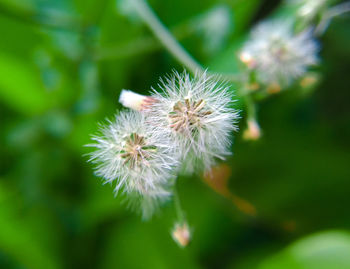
[86,110,178,216]
[240,20,319,85]
[146,71,239,173]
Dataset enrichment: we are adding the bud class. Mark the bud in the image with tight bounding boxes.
[247,82,260,91]
[172,222,191,247]
[239,52,256,68]
[243,119,261,141]
[119,90,156,111]
[300,73,318,88]
[266,82,281,94]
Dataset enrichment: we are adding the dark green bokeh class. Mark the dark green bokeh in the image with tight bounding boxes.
[0,0,350,268]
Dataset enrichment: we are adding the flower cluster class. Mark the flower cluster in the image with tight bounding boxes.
[87,71,239,218]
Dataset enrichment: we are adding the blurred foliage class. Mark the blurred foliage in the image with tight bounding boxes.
[259,230,350,269]
[0,0,349,268]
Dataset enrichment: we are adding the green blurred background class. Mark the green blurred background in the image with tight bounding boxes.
[0,0,350,268]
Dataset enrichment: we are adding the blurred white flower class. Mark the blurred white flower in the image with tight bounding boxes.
[288,0,328,19]
[87,110,178,217]
[116,0,140,23]
[147,71,239,173]
[196,5,232,54]
[240,20,319,85]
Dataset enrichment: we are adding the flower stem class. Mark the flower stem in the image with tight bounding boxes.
[0,1,82,31]
[173,186,185,224]
[329,1,350,16]
[315,1,350,35]
[244,94,257,121]
[131,0,203,74]
[94,18,197,61]
[131,0,245,84]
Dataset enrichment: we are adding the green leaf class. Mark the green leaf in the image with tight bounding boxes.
[259,230,350,269]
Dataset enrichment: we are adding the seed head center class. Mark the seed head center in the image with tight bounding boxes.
[120,133,156,168]
[168,98,212,132]
[269,40,289,61]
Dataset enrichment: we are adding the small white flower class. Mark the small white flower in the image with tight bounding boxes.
[87,110,178,216]
[116,0,140,23]
[196,5,232,54]
[240,20,319,85]
[147,71,239,173]
[288,0,328,18]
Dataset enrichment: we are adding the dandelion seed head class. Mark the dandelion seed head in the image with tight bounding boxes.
[240,20,319,85]
[87,110,177,200]
[147,71,239,173]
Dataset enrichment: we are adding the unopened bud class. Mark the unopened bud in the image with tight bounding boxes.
[243,119,261,141]
[172,222,191,247]
[119,90,156,111]
[266,82,281,94]
[239,52,256,68]
[247,82,260,91]
[300,74,318,88]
